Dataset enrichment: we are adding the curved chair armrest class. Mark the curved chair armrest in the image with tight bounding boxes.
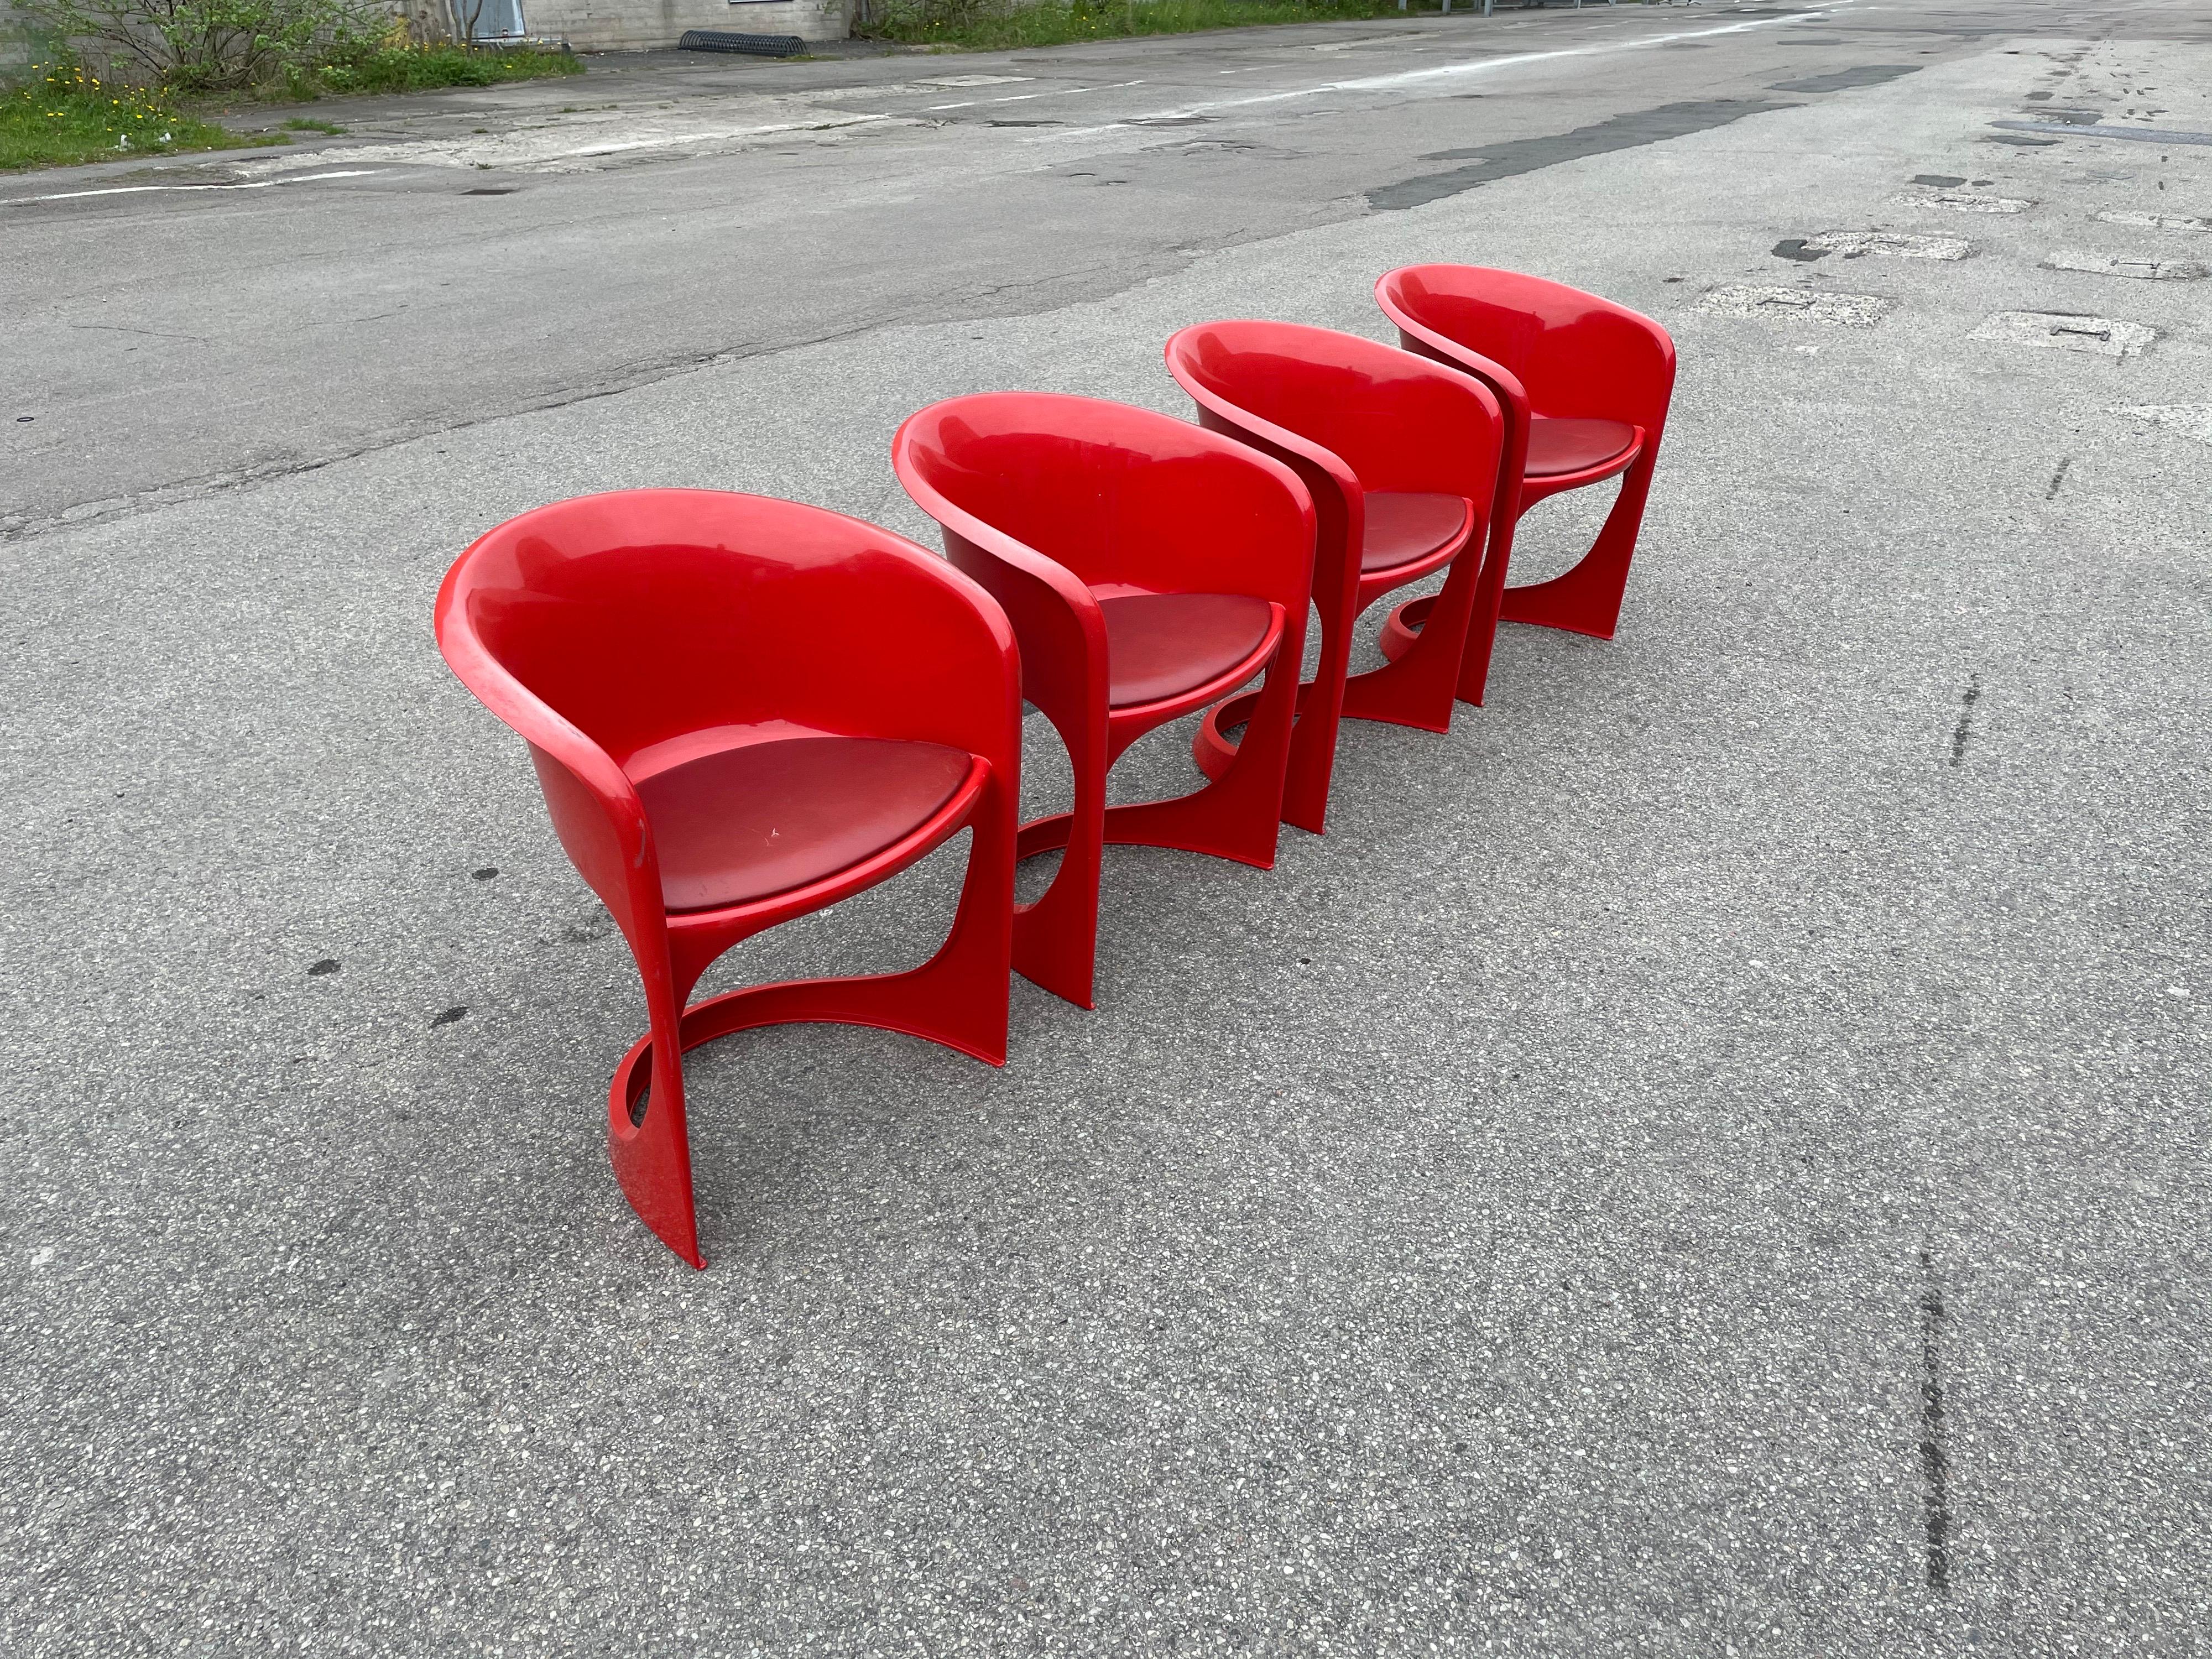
[1167,355,1366,530]
[1533,306,1678,432]
[1377,290,1535,420]
[434,583,666,943]
[1080,448,1317,619]
[893,428,1109,743]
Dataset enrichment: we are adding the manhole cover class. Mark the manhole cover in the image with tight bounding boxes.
[1893,191,2033,215]
[1696,285,1895,326]
[1970,311,2157,357]
[2046,248,2208,280]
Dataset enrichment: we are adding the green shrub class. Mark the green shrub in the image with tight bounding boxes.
[309,42,582,94]
[12,0,388,90]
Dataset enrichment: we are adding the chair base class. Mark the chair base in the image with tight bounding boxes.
[608,959,1009,1270]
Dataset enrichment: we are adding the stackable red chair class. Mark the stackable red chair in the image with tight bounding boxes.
[1375,264,1677,700]
[1164,321,1505,835]
[893,393,1314,1011]
[434,490,1020,1269]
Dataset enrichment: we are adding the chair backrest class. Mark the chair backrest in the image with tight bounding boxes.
[893,391,1313,605]
[1375,265,1675,429]
[1164,320,1500,502]
[436,489,1016,775]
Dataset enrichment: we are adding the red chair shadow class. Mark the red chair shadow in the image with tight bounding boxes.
[894,392,1314,1011]
[1165,321,1504,836]
[1375,264,1677,701]
[435,490,1021,1269]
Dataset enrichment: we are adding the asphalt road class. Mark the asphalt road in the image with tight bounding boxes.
[4,0,2211,1652]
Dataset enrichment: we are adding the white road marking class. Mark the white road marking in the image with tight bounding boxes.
[928,80,1145,112]
[1029,6,1852,141]
[3,169,384,206]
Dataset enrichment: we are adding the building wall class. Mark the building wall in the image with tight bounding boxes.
[519,0,849,48]
[2,1,36,68]
[0,0,851,70]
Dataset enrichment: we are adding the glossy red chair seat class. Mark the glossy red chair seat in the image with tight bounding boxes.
[435,489,1020,1269]
[1165,321,1504,836]
[1364,492,1477,573]
[1526,416,1639,478]
[894,392,1314,1010]
[633,735,973,911]
[1375,264,1677,702]
[1099,592,1276,706]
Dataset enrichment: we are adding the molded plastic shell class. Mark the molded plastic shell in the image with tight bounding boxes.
[1375,264,1677,695]
[435,489,1021,1268]
[1164,320,1505,834]
[894,392,1316,1009]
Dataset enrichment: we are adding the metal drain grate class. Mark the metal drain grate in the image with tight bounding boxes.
[677,29,806,56]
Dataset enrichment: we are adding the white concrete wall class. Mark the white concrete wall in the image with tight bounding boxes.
[2,1,37,67]
[520,0,849,48]
[0,0,849,70]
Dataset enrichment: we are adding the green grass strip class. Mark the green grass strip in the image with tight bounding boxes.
[861,0,1454,51]
[2,64,281,171]
[307,45,584,96]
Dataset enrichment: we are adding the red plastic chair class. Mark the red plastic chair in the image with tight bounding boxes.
[1375,264,1677,700]
[1164,321,1505,835]
[434,490,1020,1269]
[893,392,1314,1011]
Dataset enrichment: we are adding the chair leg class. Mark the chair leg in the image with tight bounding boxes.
[1379,514,1517,708]
[1105,653,1296,869]
[1010,733,1106,1010]
[1338,534,1489,733]
[673,788,1018,1065]
[604,789,1017,1270]
[1499,450,1656,641]
[1280,588,1355,836]
[606,948,705,1270]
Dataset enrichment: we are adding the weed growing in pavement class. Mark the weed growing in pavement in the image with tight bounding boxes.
[0,60,282,169]
[304,41,582,96]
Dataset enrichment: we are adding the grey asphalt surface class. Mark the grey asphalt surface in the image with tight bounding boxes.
[4,0,2212,1652]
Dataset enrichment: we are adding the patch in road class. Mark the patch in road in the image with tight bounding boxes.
[1990,119,2212,147]
[2111,404,2212,445]
[2094,209,2211,233]
[2044,249,2208,280]
[1369,98,1789,211]
[1895,190,2032,214]
[1773,229,1972,260]
[1695,285,1894,326]
[1766,65,1923,92]
[1970,311,2157,357]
